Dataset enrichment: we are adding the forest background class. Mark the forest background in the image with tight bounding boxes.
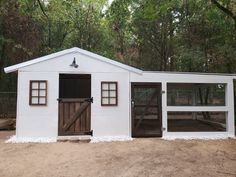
[0,0,235,91]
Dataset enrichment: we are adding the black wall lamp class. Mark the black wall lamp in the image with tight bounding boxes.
[70,57,78,68]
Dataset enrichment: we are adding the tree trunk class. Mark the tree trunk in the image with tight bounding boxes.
[198,87,211,119]
[211,0,236,44]
[169,13,174,71]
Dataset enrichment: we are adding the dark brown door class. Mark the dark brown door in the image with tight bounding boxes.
[58,74,92,136]
[58,98,92,136]
[131,83,162,137]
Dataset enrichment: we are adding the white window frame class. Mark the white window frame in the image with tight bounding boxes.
[162,80,234,138]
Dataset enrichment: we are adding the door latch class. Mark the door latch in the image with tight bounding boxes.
[131,100,135,107]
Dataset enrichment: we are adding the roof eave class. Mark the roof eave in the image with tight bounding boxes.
[4,66,17,73]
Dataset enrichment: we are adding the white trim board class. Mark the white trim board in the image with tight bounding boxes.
[163,132,235,140]
[166,106,228,112]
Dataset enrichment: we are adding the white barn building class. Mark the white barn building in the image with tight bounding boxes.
[4,47,236,142]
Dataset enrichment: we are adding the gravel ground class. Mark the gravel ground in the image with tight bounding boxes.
[0,131,236,177]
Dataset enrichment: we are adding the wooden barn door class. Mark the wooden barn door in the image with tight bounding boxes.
[58,74,92,136]
[131,83,162,137]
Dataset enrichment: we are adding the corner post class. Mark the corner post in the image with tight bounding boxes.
[226,80,235,136]
[162,82,167,137]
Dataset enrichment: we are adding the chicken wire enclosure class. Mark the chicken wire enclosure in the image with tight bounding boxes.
[167,112,226,132]
[133,88,159,107]
[164,82,232,134]
[131,83,162,137]
[133,88,158,118]
[167,83,226,106]
[0,92,17,118]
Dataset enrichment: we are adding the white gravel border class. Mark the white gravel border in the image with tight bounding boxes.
[90,136,133,143]
[5,135,57,143]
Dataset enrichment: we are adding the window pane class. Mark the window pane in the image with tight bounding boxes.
[102,98,109,105]
[167,83,225,106]
[167,112,226,132]
[39,90,46,97]
[39,98,46,104]
[32,90,39,96]
[110,91,116,97]
[102,83,109,90]
[110,83,116,90]
[40,82,46,89]
[102,91,109,97]
[32,82,39,89]
[31,97,38,104]
[110,98,116,104]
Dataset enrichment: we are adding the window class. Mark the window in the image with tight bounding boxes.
[101,82,118,106]
[29,80,47,105]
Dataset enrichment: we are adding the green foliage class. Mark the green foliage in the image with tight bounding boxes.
[0,0,236,91]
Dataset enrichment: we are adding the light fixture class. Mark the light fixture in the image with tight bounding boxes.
[70,57,78,68]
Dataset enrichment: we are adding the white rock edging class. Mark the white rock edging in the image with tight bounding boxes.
[90,136,133,143]
[5,135,57,143]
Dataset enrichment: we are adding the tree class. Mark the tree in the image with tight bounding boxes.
[0,0,42,91]
[0,0,235,91]
[211,0,236,42]
[105,0,134,62]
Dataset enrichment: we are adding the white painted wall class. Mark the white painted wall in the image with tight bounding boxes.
[16,52,131,139]
[16,71,59,138]
[91,72,130,137]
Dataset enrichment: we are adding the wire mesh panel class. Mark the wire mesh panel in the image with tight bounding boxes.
[131,83,162,137]
[167,112,226,132]
[167,83,225,106]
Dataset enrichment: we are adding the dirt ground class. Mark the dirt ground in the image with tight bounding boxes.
[0,131,236,177]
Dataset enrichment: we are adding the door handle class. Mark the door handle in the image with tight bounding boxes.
[131,100,135,107]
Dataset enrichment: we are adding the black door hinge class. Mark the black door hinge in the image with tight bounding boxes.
[85,97,93,103]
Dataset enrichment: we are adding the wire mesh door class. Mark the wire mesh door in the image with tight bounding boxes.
[131,83,162,137]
